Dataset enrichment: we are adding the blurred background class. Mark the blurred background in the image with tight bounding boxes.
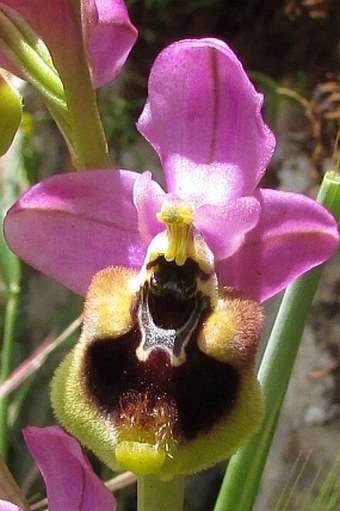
[0,1,339,509]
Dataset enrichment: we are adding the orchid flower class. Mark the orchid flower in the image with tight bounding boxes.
[0,0,137,167]
[4,38,339,479]
[0,426,117,511]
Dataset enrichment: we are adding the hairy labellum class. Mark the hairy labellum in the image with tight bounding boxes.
[51,224,264,479]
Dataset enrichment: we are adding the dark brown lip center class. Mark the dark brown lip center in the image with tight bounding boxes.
[85,331,239,444]
[84,257,240,444]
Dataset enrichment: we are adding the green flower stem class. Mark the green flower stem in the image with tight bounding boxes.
[59,54,111,170]
[137,475,185,511]
[55,0,111,170]
[214,170,340,511]
[0,282,21,459]
[0,132,23,461]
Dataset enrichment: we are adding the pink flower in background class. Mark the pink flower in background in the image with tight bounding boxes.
[81,0,138,87]
[0,0,137,89]
[4,38,339,302]
[0,427,116,511]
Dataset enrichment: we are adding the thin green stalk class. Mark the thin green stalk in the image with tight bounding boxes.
[214,170,340,511]
[0,123,24,460]
[58,50,111,170]
[137,475,185,511]
[0,282,20,458]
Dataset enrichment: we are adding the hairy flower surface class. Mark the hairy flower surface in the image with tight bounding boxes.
[4,38,339,478]
[0,426,116,511]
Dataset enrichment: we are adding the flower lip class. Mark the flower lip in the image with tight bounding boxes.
[51,264,265,478]
[85,314,240,445]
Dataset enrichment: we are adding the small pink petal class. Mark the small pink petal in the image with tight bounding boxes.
[216,188,340,302]
[195,196,261,259]
[137,38,275,204]
[4,170,146,296]
[133,171,167,243]
[0,502,22,511]
[23,426,116,511]
[80,0,138,88]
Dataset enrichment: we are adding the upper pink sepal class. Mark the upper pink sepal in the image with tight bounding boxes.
[137,38,276,202]
[23,426,117,511]
[216,188,340,302]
